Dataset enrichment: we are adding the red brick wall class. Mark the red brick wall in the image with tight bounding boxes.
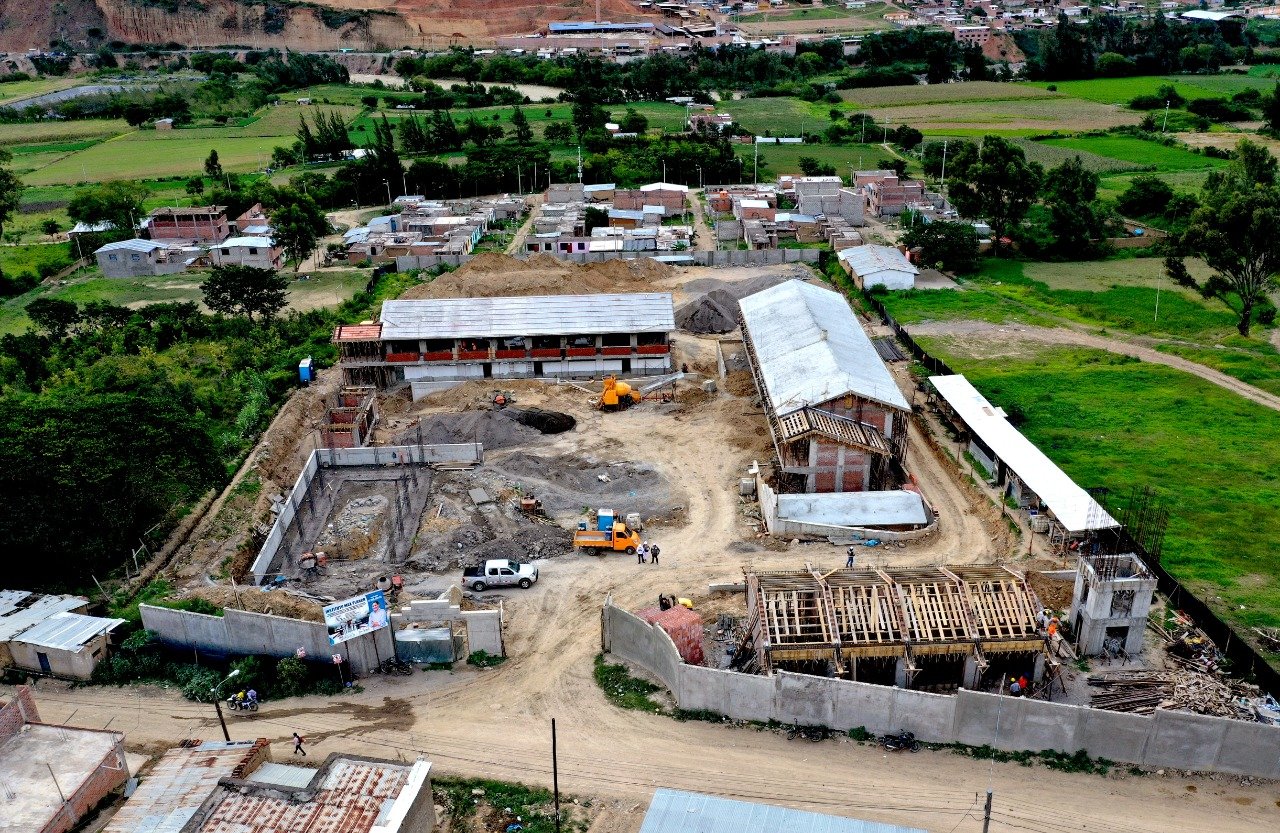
[815,397,896,438]
[0,684,39,742]
[42,738,129,833]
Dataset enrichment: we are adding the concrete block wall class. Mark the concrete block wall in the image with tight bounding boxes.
[461,611,503,656]
[0,684,39,741]
[601,600,1280,779]
[44,736,129,833]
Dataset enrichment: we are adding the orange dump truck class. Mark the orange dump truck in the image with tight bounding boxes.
[573,522,642,554]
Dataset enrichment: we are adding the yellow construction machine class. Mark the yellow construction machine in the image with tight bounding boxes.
[598,375,642,411]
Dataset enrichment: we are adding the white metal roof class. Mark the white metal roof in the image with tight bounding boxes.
[0,590,31,617]
[739,198,770,208]
[739,280,909,414]
[96,239,165,254]
[11,611,125,651]
[219,236,274,248]
[247,762,316,789]
[930,375,1119,533]
[777,490,928,528]
[380,293,675,340]
[640,182,689,192]
[639,789,926,833]
[837,245,918,279]
[0,594,87,641]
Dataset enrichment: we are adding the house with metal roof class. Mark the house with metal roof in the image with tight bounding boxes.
[7,611,126,680]
[335,292,675,397]
[639,789,926,833]
[94,238,192,278]
[211,236,282,270]
[740,280,927,532]
[0,590,90,673]
[838,245,918,291]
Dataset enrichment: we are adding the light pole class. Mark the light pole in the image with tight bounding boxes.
[1162,100,1170,134]
[697,165,703,190]
[210,668,241,743]
[383,180,392,206]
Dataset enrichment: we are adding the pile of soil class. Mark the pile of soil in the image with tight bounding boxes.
[680,272,795,303]
[400,252,674,300]
[506,407,576,434]
[489,451,682,520]
[675,287,740,334]
[410,410,544,450]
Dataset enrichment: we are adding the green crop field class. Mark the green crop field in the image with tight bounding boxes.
[0,242,74,284]
[842,81,1062,108]
[739,6,869,22]
[22,133,283,185]
[0,76,83,106]
[722,97,834,137]
[171,103,359,139]
[1096,168,1214,201]
[862,98,1142,135]
[734,141,900,177]
[1022,75,1271,105]
[1009,137,1138,173]
[0,119,130,147]
[924,344,1280,641]
[1039,135,1227,172]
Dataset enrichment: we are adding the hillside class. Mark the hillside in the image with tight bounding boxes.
[0,0,660,51]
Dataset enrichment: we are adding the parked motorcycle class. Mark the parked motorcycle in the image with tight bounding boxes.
[786,721,830,742]
[879,730,920,752]
[376,657,415,676]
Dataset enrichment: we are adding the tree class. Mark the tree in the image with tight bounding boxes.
[947,135,1043,256]
[67,180,149,238]
[185,176,205,196]
[25,298,80,339]
[619,108,649,135]
[1116,174,1175,218]
[510,106,533,145]
[901,219,980,273]
[201,265,288,322]
[204,149,223,179]
[584,206,609,234]
[1263,81,1280,136]
[544,121,574,143]
[0,150,23,284]
[1175,142,1280,336]
[1042,156,1108,256]
[41,219,60,237]
[797,156,836,177]
[272,204,319,272]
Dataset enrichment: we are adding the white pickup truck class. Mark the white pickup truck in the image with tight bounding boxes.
[462,559,539,592]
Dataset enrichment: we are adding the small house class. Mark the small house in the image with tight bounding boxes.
[7,611,125,680]
[212,236,283,270]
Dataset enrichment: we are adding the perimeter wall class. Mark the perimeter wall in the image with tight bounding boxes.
[601,601,1280,778]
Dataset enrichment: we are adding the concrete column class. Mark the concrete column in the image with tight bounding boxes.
[894,657,910,688]
[1033,652,1046,683]
[963,655,982,689]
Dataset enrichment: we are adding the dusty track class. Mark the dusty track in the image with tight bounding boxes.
[909,320,1280,413]
[12,334,1278,832]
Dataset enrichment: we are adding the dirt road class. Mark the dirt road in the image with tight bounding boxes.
[909,320,1280,414]
[18,328,1276,832]
[686,189,715,252]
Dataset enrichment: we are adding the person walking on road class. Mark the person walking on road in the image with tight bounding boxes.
[293,732,307,756]
[649,544,660,566]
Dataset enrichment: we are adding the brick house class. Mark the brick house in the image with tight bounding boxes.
[146,205,230,243]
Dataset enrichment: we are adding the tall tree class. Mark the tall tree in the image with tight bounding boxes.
[201,265,288,322]
[67,180,148,238]
[947,135,1043,256]
[0,149,24,284]
[272,204,319,272]
[1174,140,1280,336]
[204,149,223,179]
[1263,81,1280,136]
[1042,156,1107,256]
[510,106,533,145]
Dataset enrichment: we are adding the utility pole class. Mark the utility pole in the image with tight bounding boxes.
[940,139,949,193]
[577,147,583,184]
[551,719,562,833]
[981,789,993,833]
[753,139,758,186]
[1162,100,1170,134]
[210,668,240,742]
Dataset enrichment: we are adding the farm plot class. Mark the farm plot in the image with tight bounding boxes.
[733,141,893,177]
[1039,135,1227,172]
[1021,75,1271,104]
[0,119,129,147]
[22,134,283,185]
[1007,137,1137,173]
[841,81,1063,108]
[721,97,833,137]
[861,98,1142,134]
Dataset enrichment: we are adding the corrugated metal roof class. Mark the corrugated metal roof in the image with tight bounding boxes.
[639,790,927,833]
[220,236,274,248]
[837,245,918,279]
[334,323,383,341]
[104,741,263,833]
[931,375,1119,533]
[739,280,908,414]
[777,490,928,528]
[0,594,87,641]
[379,293,675,340]
[194,758,414,833]
[0,590,31,617]
[248,762,316,789]
[95,239,165,254]
[11,611,125,651]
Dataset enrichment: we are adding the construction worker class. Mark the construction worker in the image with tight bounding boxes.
[1008,677,1022,697]
[649,543,660,566]
[1047,617,1060,637]
[846,546,857,569]
[636,542,648,564]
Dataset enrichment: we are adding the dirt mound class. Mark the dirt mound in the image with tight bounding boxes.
[411,410,543,450]
[400,253,674,300]
[675,290,739,334]
[489,451,682,521]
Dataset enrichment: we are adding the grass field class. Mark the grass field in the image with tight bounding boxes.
[0,268,369,335]
[881,257,1254,345]
[23,134,283,185]
[734,141,899,177]
[739,6,870,22]
[722,97,833,137]
[1096,168,1214,201]
[0,119,131,147]
[1008,137,1138,173]
[170,103,359,140]
[923,343,1280,639]
[1039,135,1227,172]
[1022,75,1272,104]
[842,81,1062,108]
[0,76,83,106]
[862,98,1143,135]
[0,242,74,282]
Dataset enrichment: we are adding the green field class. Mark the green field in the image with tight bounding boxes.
[0,242,74,283]
[863,98,1143,135]
[1008,137,1138,173]
[928,344,1280,641]
[734,141,899,177]
[1096,168,1215,201]
[739,6,869,22]
[0,268,369,335]
[1022,75,1272,104]
[842,81,1062,108]
[0,119,131,147]
[1039,135,1228,172]
[722,97,834,137]
[0,76,83,106]
[23,134,284,185]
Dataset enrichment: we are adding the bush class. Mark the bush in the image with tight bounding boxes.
[467,650,506,668]
[274,656,309,699]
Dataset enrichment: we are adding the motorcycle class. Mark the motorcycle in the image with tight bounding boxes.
[376,657,415,676]
[226,695,258,712]
[879,730,920,752]
[786,721,830,742]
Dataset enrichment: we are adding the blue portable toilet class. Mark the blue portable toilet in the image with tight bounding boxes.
[597,508,615,532]
[298,356,313,384]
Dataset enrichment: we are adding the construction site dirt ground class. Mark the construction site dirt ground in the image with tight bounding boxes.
[53,262,1279,833]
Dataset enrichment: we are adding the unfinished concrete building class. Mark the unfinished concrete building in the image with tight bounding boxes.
[320,386,379,448]
[745,566,1044,691]
[335,292,675,399]
[1070,553,1157,659]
